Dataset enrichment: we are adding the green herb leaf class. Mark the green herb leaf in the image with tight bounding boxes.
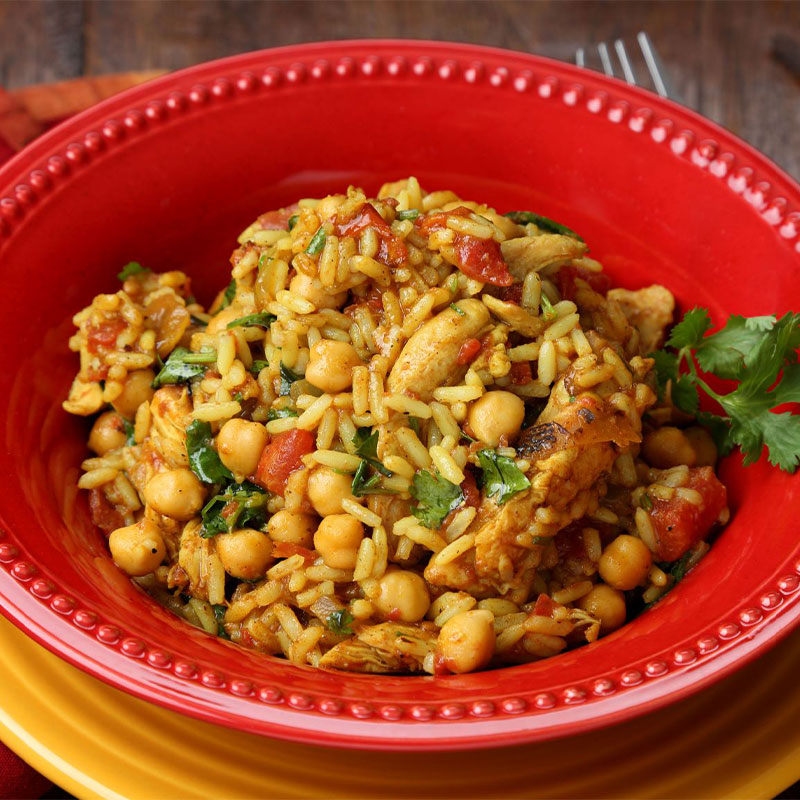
[122,418,136,447]
[226,312,276,330]
[213,604,231,640]
[409,470,463,529]
[540,293,555,319]
[186,420,234,484]
[190,314,208,328]
[640,493,653,510]
[352,428,392,476]
[396,209,419,221]
[653,308,800,473]
[219,279,236,310]
[476,449,531,505]
[200,481,268,537]
[504,211,584,242]
[408,417,421,436]
[351,460,397,497]
[665,307,712,350]
[267,407,298,421]
[117,261,150,281]
[305,227,326,255]
[279,362,302,396]
[152,347,216,389]
[288,213,300,230]
[450,302,466,317]
[249,359,269,375]
[327,609,355,636]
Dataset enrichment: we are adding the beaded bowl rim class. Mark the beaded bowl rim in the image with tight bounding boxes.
[0,39,799,751]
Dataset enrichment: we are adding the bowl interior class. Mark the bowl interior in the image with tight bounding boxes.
[1,41,799,749]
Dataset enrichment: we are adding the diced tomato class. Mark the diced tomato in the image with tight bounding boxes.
[256,204,299,230]
[533,593,555,618]
[554,523,587,561]
[253,429,315,496]
[239,628,256,648]
[333,202,407,267]
[454,235,514,287]
[509,362,533,385]
[88,488,127,534]
[460,470,481,510]
[271,542,316,562]
[457,337,481,365]
[86,317,126,355]
[498,283,523,304]
[417,206,514,287]
[556,265,611,301]
[649,467,728,562]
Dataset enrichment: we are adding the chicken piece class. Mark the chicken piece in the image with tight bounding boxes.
[148,386,194,468]
[570,280,637,355]
[500,234,587,280]
[63,376,104,416]
[319,622,437,673]
[607,285,675,354]
[175,519,226,605]
[482,294,546,338]
[426,344,656,600]
[387,299,489,400]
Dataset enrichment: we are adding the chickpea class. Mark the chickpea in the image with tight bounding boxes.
[467,390,525,447]
[598,534,652,591]
[684,426,718,467]
[437,609,496,673]
[88,411,127,455]
[267,510,316,548]
[144,468,204,520]
[577,584,627,633]
[206,306,241,334]
[304,340,362,393]
[112,368,156,419]
[215,528,273,580]
[109,520,166,577]
[289,273,347,311]
[307,467,356,517]
[641,426,696,469]
[373,570,431,623]
[216,418,268,477]
[313,514,364,570]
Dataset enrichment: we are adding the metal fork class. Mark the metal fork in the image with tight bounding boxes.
[576,32,681,103]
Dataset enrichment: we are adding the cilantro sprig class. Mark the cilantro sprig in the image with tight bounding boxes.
[476,449,531,504]
[350,428,395,497]
[652,308,800,473]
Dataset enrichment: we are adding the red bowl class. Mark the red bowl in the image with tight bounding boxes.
[0,40,798,751]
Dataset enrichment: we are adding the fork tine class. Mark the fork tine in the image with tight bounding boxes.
[637,31,671,98]
[613,39,638,85]
[575,47,586,68]
[597,42,615,77]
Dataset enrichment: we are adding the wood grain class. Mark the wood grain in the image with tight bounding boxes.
[1,0,798,177]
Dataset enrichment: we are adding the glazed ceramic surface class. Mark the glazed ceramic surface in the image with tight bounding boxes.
[0,40,798,750]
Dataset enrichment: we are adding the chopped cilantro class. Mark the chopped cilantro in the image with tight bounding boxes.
[305,227,326,255]
[226,312,276,330]
[397,209,420,221]
[640,493,653,510]
[185,420,234,484]
[213,604,231,639]
[267,407,298,421]
[540,293,556,319]
[279,362,302,396]
[152,347,216,388]
[249,359,269,375]
[200,481,268,537]
[288,213,300,230]
[450,302,466,317]
[327,609,355,635]
[117,261,150,281]
[409,470,463,529]
[504,211,584,241]
[476,449,531,505]
[219,279,236,310]
[122,418,136,446]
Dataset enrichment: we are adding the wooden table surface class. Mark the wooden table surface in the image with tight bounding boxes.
[1,0,799,179]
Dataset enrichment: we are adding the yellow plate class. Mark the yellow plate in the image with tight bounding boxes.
[1,614,799,800]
